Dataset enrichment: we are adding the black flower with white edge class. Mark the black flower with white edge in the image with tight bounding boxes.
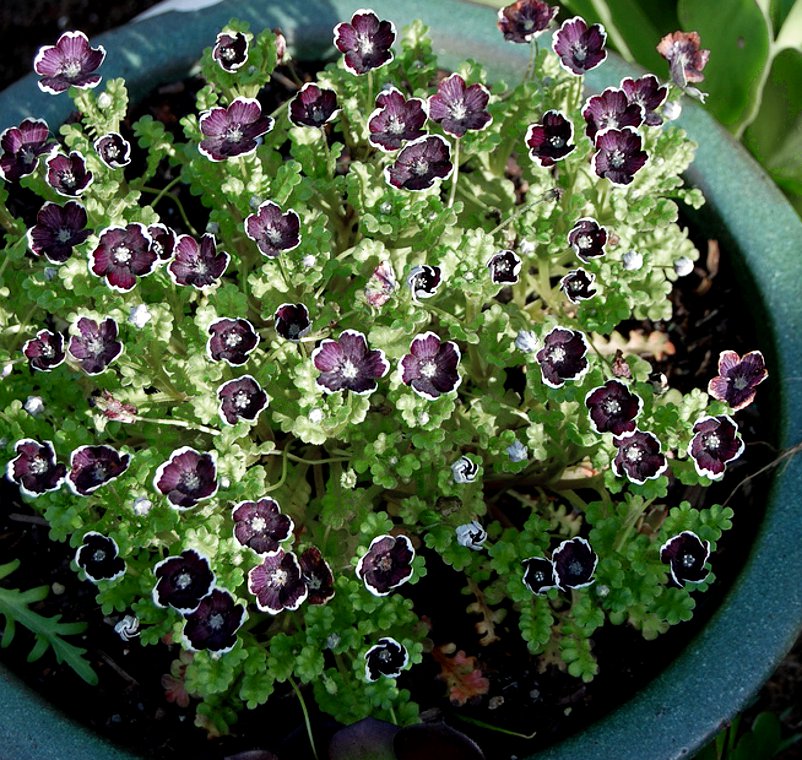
[232,497,294,556]
[218,375,269,426]
[356,534,415,596]
[6,439,66,498]
[244,201,301,258]
[535,326,590,388]
[400,332,462,400]
[67,444,131,496]
[552,537,597,590]
[487,249,522,285]
[206,317,259,366]
[428,73,492,138]
[75,532,125,584]
[553,16,607,76]
[27,201,90,263]
[568,217,607,262]
[168,233,229,289]
[455,521,488,551]
[585,379,642,436]
[183,588,245,654]
[0,118,56,182]
[23,329,65,372]
[522,556,557,595]
[333,8,396,76]
[365,637,408,681]
[707,350,768,411]
[582,87,643,141]
[153,549,215,613]
[688,414,744,480]
[68,316,123,376]
[274,303,311,341]
[147,223,176,262]
[621,75,668,127]
[299,546,336,605]
[312,329,389,395]
[660,531,711,586]
[612,429,668,484]
[46,151,93,197]
[406,264,442,299]
[368,87,427,152]
[384,135,453,192]
[93,132,131,168]
[34,31,106,94]
[153,447,218,509]
[198,97,274,161]
[525,111,575,167]
[213,31,249,72]
[451,455,479,484]
[248,549,308,614]
[497,0,558,43]
[593,127,648,186]
[90,223,157,293]
[560,268,597,303]
[289,83,340,127]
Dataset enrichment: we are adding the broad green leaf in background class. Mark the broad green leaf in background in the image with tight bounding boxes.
[770,0,798,34]
[774,0,802,49]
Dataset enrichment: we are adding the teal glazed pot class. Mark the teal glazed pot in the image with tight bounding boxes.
[1,1,801,758]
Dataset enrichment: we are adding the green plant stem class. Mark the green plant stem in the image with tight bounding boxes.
[264,447,290,493]
[613,498,652,553]
[288,676,319,760]
[388,704,399,726]
[150,174,182,207]
[448,137,460,209]
[134,415,220,437]
[366,70,375,116]
[320,126,333,178]
[455,712,537,739]
[0,203,22,235]
[489,187,557,236]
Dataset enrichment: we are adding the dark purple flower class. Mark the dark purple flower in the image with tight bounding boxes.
[365,637,408,681]
[232,497,294,556]
[213,31,249,72]
[312,329,389,395]
[23,329,66,372]
[153,549,215,613]
[535,327,589,388]
[406,264,442,299]
[621,75,668,127]
[153,447,218,509]
[552,537,597,590]
[46,151,93,197]
[75,532,125,584]
[274,303,311,341]
[612,429,668,484]
[217,375,269,426]
[244,201,301,258]
[559,268,597,303]
[147,223,176,261]
[90,223,157,292]
[299,547,335,605]
[68,316,123,376]
[289,83,340,128]
[26,201,90,263]
[168,233,229,289]
[384,135,453,192]
[248,549,308,614]
[707,350,767,411]
[567,217,607,261]
[34,31,106,94]
[487,249,522,285]
[553,17,607,76]
[67,444,131,496]
[368,87,427,152]
[582,87,643,141]
[525,110,575,167]
[0,118,56,182]
[206,317,259,366]
[399,332,462,400]
[183,588,245,654]
[93,132,131,168]
[688,414,744,480]
[593,127,648,186]
[6,439,66,498]
[522,556,557,595]
[660,531,710,586]
[333,9,396,75]
[428,73,492,138]
[198,97,273,161]
[585,379,642,436]
[356,534,415,596]
[497,0,558,43]
[657,31,710,88]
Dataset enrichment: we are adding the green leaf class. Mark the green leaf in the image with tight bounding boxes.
[775,0,802,50]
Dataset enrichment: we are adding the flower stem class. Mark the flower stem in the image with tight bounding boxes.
[288,676,319,760]
[134,415,220,437]
[150,174,182,207]
[447,137,461,209]
[489,187,558,236]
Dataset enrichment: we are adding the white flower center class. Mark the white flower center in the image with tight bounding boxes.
[549,346,566,363]
[182,472,201,491]
[568,560,584,576]
[62,60,82,79]
[56,227,73,244]
[85,336,104,355]
[625,445,643,462]
[264,226,282,244]
[114,245,132,264]
[609,149,626,169]
[386,115,406,135]
[532,569,545,583]
[571,42,587,62]
[208,612,225,630]
[681,553,696,568]
[221,47,237,61]
[60,170,76,188]
[106,144,119,159]
[92,549,107,562]
[549,135,565,148]
[251,516,267,532]
[176,572,192,590]
[30,456,48,474]
[602,399,621,415]
[411,158,430,176]
[420,360,437,378]
[704,432,721,450]
[377,554,393,572]
[733,377,748,390]
[356,33,375,55]
[225,124,243,143]
[449,100,468,121]
[92,464,107,480]
[234,391,250,410]
[576,234,592,249]
[224,332,242,347]
[41,344,55,358]
[340,359,359,379]
[271,568,288,586]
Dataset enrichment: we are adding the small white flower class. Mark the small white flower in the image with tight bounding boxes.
[97,92,113,110]
[388,455,398,465]
[24,396,45,416]
[220,476,231,489]
[128,304,152,329]
[507,439,528,462]
[622,250,643,271]
[515,330,538,353]
[418,412,430,426]
[308,408,324,424]
[663,100,682,121]
[249,196,262,210]
[519,239,536,255]
[451,455,479,484]
[340,468,357,489]
[326,633,341,649]
[1,363,13,379]
[302,254,316,268]
[455,520,488,550]
[674,257,694,277]
[379,201,393,214]
[595,584,610,598]
[114,615,140,641]
[132,496,152,516]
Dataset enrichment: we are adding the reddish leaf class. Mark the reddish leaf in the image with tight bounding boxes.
[432,644,490,706]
